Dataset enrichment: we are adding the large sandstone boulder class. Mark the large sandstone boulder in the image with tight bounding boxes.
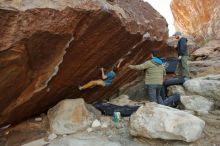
[130,102,205,142]
[0,0,168,126]
[47,98,94,135]
[183,75,220,101]
[181,95,214,113]
[171,0,220,40]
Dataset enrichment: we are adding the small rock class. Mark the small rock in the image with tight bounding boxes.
[62,134,67,137]
[91,119,101,128]
[87,128,93,133]
[48,133,57,141]
[35,117,42,122]
[101,123,108,128]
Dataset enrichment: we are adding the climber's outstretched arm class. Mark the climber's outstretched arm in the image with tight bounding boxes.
[116,58,124,68]
[101,68,107,80]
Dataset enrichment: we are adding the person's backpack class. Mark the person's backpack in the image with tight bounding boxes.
[164,57,179,73]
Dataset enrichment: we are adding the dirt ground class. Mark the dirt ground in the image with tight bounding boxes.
[0,106,220,146]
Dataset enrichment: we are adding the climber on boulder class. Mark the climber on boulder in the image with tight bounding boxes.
[79,59,124,90]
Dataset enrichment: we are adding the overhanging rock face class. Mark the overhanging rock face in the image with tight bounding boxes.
[0,0,168,126]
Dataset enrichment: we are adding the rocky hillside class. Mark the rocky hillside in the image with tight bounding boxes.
[171,0,220,40]
[0,0,169,126]
[171,0,220,78]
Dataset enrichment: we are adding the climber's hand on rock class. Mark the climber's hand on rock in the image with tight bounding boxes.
[100,67,104,71]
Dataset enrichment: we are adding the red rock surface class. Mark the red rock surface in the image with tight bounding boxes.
[171,0,220,40]
[0,0,168,126]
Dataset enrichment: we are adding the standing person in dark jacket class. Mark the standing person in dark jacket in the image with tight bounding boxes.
[173,32,190,78]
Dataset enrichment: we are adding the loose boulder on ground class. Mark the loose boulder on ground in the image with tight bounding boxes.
[130,102,205,142]
[47,98,94,135]
[181,95,214,113]
[184,75,220,101]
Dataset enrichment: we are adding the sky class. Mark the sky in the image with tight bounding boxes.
[144,0,175,36]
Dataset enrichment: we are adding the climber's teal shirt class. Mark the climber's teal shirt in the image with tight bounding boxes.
[104,71,116,86]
